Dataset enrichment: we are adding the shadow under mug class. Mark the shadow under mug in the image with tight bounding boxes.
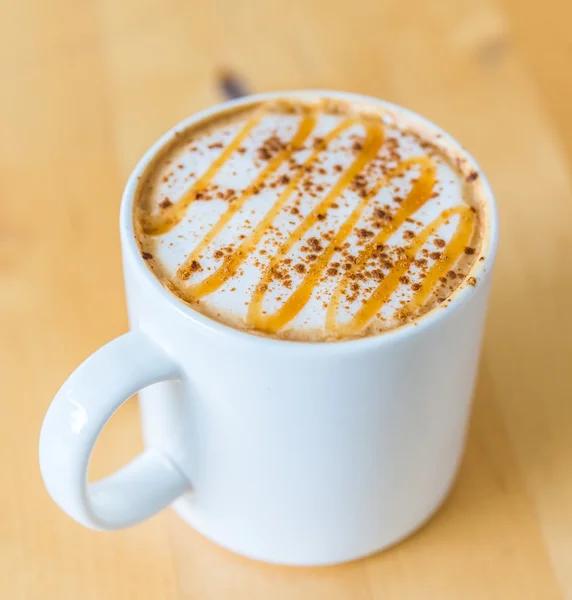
[39,90,498,566]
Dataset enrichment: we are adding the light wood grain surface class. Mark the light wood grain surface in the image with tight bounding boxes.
[2,0,571,598]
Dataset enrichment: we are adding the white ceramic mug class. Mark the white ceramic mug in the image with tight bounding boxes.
[39,91,498,566]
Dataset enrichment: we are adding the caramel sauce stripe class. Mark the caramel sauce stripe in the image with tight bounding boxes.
[142,107,266,236]
[405,207,474,312]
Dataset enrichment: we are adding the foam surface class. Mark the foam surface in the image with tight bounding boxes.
[135,98,484,341]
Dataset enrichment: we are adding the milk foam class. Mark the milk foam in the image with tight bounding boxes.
[135,99,484,341]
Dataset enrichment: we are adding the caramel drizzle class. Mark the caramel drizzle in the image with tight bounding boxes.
[145,107,477,337]
[247,120,384,333]
[326,205,474,336]
[326,157,436,333]
[141,107,266,236]
[173,115,360,300]
[174,111,318,291]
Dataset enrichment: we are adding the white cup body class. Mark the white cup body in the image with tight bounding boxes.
[119,91,498,565]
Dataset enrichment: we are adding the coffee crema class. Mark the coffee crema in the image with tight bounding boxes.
[134,96,487,342]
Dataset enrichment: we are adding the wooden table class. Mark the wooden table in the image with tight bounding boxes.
[2,0,571,597]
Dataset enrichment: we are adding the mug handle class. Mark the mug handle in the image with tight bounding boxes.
[39,331,190,530]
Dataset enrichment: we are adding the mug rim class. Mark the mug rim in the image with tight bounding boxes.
[120,89,499,353]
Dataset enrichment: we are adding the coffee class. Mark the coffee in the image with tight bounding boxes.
[134,96,488,342]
